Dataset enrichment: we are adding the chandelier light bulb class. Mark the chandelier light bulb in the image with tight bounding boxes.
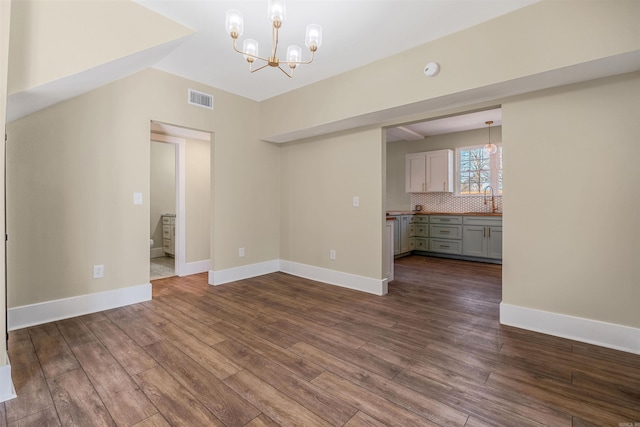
[242,39,259,62]
[287,45,302,67]
[225,9,243,37]
[305,24,322,50]
[268,0,286,25]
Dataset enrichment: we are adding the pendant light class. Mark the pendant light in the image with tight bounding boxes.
[483,120,497,154]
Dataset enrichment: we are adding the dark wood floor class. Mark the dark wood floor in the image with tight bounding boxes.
[3,255,640,426]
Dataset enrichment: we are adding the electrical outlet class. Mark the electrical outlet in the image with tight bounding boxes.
[352,196,360,207]
[329,249,336,260]
[239,247,245,257]
[93,264,104,279]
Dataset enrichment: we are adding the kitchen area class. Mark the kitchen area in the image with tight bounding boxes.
[385,108,503,280]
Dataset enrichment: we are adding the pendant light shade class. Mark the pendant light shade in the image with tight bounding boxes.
[483,121,497,154]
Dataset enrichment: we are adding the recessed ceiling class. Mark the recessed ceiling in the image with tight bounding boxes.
[133,0,539,102]
[386,108,502,143]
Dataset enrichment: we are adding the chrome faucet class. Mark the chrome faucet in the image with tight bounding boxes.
[484,186,498,213]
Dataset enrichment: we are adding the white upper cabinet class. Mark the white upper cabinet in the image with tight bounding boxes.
[405,153,427,193]
[405,149,453,193]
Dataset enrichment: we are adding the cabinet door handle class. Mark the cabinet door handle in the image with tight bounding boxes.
[488,227,491,238]
[440,230,450,234]
[483,228,486,238]
[443,181,446,191]
[440,245,450,249]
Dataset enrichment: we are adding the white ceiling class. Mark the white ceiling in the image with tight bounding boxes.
[133,0,539,102]
[386,108,502,143]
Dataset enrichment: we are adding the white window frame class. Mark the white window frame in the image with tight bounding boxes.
[455,144,502,197]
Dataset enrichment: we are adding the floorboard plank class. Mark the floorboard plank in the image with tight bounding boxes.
[223,370,334,427]
[5,339,55,424]
[214,338,357,427]
[292,342,468,427]
[55,317,97,348]
[133,366,225,427]
[82,318,158,376]
[7,406,60,427]
[27,323,80,380]
[48,368,115,426]
[209,320,325,381]
[342,411,391,427]
[72,341,158,426]
[311,371,443,427]
[144,340,260,426]
[130,413,171,427]
[243,414,281,427]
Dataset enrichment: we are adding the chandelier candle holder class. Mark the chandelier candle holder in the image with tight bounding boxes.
[225,0,322,77]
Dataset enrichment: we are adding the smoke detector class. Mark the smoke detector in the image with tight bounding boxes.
[424,62,440,77]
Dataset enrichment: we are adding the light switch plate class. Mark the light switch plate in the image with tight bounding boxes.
[353,196,360,207]
[133,192,143,205]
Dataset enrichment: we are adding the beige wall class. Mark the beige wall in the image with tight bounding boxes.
[386,126,503,211]
[150,141,176,251]
[502,72,640,328]
[260,0,640,141]
[6,68,280,308]
[185,137,211,263]
[0,0,11,366]
[280,128,385,279]
[7,0,192,94]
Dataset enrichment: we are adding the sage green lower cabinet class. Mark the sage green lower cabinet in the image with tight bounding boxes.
[392,215,412,257]
[462,216,503,260]
[429,216,463,255]
[390,213,502,262]
[429,238,462,255]
[409,215,429,252]
[486,227,503,259]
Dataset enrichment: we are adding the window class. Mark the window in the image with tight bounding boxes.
[457,145,502,195]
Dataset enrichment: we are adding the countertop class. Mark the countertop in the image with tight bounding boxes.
[386,211,502,217]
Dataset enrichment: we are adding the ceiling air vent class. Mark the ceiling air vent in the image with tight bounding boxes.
[188,89,214,110]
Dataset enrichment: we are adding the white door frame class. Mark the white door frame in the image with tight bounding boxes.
[150,132,186,277]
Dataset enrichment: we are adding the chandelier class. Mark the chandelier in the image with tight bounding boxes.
[225,0,322,78]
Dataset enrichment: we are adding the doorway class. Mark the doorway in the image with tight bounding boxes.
[150,139,177,279]
[149,122,212,280]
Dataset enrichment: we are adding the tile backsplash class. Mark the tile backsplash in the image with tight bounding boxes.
[410,193,502,213]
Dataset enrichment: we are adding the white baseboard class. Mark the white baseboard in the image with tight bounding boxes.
[184,259,210,276]
[280,260,388,296]
[150,248,165,259]
[0,359,16,403]
[500,303,640,355]
[208,259,388,296]
[208,260,280,286]
[8,283,152,331]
